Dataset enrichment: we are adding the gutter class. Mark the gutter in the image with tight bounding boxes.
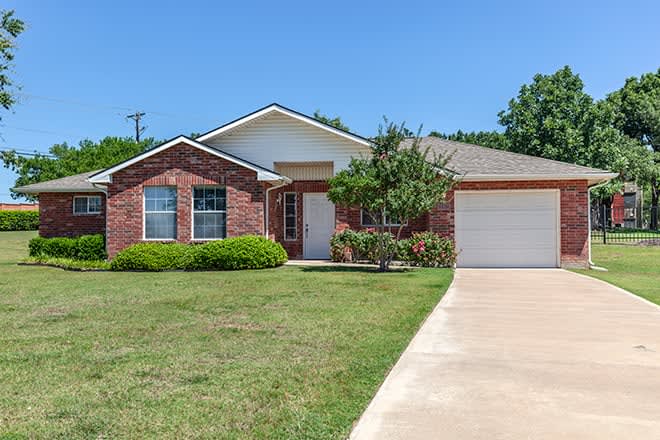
[264,177,292,240]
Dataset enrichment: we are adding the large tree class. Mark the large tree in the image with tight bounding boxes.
[2,136,159,199]
[0,9,25,122]
[497,66,651,201]
[327,120,455,271]
[607,69,660,228]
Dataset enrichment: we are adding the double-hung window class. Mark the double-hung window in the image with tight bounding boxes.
[73,195,102,215]
[144,186,177,239]
[193,186,226,240]
[284,193,296,240]
[360,209,403,227]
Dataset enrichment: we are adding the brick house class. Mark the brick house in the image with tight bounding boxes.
[14,103,616,268]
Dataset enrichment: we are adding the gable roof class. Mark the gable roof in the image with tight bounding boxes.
[88,135,289,183]
[13,170,105,194]
[196,103,371,146]
[407,137,617,185]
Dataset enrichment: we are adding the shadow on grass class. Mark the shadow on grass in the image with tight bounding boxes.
[297,265,415,273]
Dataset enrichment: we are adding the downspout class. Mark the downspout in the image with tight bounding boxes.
[91,183,109,258]
[264,178,291,240]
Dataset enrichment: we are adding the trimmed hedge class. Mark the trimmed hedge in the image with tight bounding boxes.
[28,234,106,261]
[0,210,39,231]
[110,235,288,271]
[399,232,456,267]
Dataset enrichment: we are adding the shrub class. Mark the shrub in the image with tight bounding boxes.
[0,210,39,231]
[330,229,396,263]
[28,234,106,261]
[400,232,456,267]
[110,242,190,271]
[111,236,288,271]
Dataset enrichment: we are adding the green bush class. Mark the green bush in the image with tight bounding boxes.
[330,229,395,263]
[28,234,106,261]
[0,210,39,231]
[400,232,456,267]
[110,242,190,271]
[111,236,288,271]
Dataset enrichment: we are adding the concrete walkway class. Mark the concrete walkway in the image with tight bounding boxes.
[350,269,660,439]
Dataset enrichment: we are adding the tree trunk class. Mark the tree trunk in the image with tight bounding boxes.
[378,208,387,272]
[651,177,659,231]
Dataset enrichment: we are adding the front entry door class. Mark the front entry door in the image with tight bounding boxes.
[303,193,335,259]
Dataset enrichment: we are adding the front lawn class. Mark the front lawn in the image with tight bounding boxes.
[0,231,452,439]
[574,243,660,306]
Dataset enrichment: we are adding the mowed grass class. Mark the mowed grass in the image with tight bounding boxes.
[574,243,660,305]
[0,231,452,439]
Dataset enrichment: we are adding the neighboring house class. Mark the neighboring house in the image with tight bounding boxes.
[14,103,616,268]
[611,182,644,228]
[0,202,39,211]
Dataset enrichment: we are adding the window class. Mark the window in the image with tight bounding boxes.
[284,193,296,240]
[144,186,177,239]
[361,209,403,227]
[193,186,226,240]
[73,196,102,215]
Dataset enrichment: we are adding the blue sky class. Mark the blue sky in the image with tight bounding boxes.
[1,0,659,202]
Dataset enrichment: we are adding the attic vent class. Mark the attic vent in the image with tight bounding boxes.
[274,162,333,181]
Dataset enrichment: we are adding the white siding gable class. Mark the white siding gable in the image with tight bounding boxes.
[204,112,370,173]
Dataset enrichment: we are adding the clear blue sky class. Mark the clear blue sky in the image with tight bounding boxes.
[2,0,659,202]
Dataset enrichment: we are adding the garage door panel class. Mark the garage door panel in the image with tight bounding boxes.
[455,191,558,268]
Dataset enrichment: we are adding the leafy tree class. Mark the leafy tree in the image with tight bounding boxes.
[497,66,653,203]
[2,136,159,199]
[608,69,660,228]
[428,129,510,151]
[327,120,455,271]
[313,110,351,132]
[0,9,25,120]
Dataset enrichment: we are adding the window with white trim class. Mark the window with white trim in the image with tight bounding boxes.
[144,186,177,239]
[284,193,296,240]
[73,196,102,215]
[360,209,403,227]
[193,186,226,240]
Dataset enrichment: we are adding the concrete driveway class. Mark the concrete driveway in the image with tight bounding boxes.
[350,269,660,439]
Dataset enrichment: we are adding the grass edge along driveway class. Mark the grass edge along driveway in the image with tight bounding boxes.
[573,243,660,306]
[0,231,453,439]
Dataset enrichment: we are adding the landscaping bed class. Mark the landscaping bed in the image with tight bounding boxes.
[0,231,452,439]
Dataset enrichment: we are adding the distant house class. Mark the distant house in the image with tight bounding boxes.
[0,202,39,211]
[13,103,616,268]
[611,182,644,228]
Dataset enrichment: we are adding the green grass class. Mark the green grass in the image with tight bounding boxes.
[574,243,660,306]
[0,231,452,439]
[21,256,111,271]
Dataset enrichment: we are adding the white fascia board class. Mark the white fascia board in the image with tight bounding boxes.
[11,187,104,194]
[88,136,284,183]
[196,105,371,146]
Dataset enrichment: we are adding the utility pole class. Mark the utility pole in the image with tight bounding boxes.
[126,111,146,142]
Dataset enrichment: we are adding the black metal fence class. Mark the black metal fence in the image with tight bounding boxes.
[591,206,660,244]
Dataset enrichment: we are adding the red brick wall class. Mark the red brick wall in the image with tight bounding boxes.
[267,181,429,259]
[428,180,590,268]
[38,192,106,237]
[0,202,39,211]
[106,143,265,257]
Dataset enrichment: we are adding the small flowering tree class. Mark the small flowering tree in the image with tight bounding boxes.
[327,119,456,271]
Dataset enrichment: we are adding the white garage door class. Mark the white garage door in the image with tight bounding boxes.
[455,191,559,268]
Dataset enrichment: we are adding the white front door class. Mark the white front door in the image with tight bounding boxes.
[303,193,335,259]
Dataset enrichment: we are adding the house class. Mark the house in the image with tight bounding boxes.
[611,182,644,228]
[13,103,616,268]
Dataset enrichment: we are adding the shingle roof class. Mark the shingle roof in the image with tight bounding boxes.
[12,170,104,194]
[406,137,616,183]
